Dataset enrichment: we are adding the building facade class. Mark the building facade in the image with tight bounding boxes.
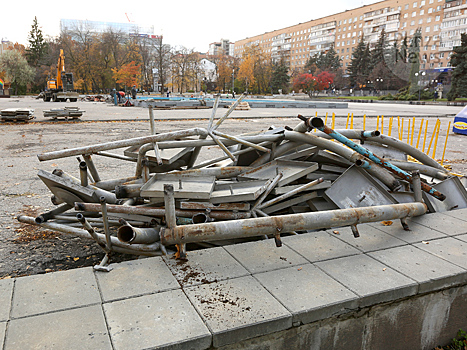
[234,0,465,75]
[208,39,235,56]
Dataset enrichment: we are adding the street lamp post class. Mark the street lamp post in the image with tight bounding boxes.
[414,71,426,101]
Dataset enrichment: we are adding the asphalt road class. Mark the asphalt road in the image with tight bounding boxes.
[0,96,466,278]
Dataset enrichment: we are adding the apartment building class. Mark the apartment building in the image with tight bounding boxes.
[208,39,235,56]
[234,0,464,75]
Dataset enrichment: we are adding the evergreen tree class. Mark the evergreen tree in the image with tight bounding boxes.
[270,61,290,94]
[370,29,389,70]
[348,36,371,88]
[323,45,341,72]
[409,28,422,94]
[304,46,341,74]
[26,17,48,67]
[399,34,408,63]
[447,33,467,100]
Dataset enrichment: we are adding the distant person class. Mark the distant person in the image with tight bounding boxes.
[167,91,170,98]
[434,91,439,101]
[131,85,137,99]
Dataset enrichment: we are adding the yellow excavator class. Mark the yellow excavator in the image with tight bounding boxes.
[42,49,79,102]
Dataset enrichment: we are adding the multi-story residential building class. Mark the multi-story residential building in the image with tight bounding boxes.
[208,39,235,56]
[234,0,463,76]
[60,19,161,43]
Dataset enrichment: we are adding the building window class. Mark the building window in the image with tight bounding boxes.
[404,13,409,18]
[419,19,423,24]
[421,0,425,5]
[420,10,424,15]
[411,20,415,25]
[428,8,432,13]
[435,15,440,21]
[427,17,432,22]
[426,26,430,32]
[412,11,417,17]
[434,25,439,31]
[413,2,418,7]
[432,44,436,49]
[440,52,444,58]
[410,29,415,35]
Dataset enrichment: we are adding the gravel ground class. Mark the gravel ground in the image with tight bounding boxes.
[1,96,466,279]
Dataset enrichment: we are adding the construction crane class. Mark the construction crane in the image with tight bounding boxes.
[42,49,79,102]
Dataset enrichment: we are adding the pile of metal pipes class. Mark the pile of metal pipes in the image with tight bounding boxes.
[17,94,466,270]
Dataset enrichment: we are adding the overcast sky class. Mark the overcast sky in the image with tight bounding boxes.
[2,0,379,52]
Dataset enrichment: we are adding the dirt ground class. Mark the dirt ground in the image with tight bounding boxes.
[1,97,467,279]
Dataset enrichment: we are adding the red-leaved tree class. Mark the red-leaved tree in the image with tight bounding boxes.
[293,71,335,97]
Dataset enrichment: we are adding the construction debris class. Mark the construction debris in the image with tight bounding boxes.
[1,108,34,122]
[43,106,84,120]
[17,94,466,271]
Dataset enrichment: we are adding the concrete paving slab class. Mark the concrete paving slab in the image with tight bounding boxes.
[254,264,359,325]
[282,231,361,262]
[440,208,467,222]
[413,237,467,270]
[184,275,292,347]
[368,220,448,243]
[0,321,5,350]
[456,234,467,244]
[4,304,112,350]
[163,247,249,287]
[368,245,467,294]
[11,267,100,319]
[224,239,308,274]
[331,224,407,252]
[104,289,211,350]
[409,212,467,236]
[95,256,179,302]
[0,278,13,321]
[315,254,418,308]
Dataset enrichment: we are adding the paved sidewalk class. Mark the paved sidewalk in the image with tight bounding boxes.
[1,209,467,349]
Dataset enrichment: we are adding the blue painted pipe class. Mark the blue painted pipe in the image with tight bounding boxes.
[310,117,446,201]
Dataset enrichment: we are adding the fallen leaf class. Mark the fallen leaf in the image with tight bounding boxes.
[381,221,393,226]
[382,268,387,271]
[333,230,340,235]
[73,257,80,261]
[422,241,429,244]
[297,267,302,271]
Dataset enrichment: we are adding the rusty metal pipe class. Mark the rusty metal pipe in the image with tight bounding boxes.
[117,219,161,244]
[17,215,162,256]
[161,203,427,245]
[285,131,401,191]
[83,154,100,183]
[74,203,251,220]
[258,178,324,209]
[315,129,447,173]
[35,203,73,224]
[310,118,446,201]
[38,128,208,161]
[412,170,424,203]
[79,161,89,187]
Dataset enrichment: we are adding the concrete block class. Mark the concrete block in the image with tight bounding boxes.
[456,233,467,244]
[409,212,467,236]
[0,278,13,321]
[104,289,211,350]
[11,267,100,319]
[95,256,179,302]
[0,321,5,350]
[315,254,418,308]
[369,220,447,243]
[413,237,467,270]
[184,275,292,347]
[163,247,249,287]
[368,245,467,294]
[332,224,407,252]
[224,239,308,274]
[4,305,112,350]
[255,264,359,324]
[282,231,360,262]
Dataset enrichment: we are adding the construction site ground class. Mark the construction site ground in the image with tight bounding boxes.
[1,96,467,349]
[0,96,466,278]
